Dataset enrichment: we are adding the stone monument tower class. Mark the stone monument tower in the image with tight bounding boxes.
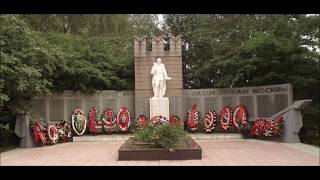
[134,35,183,119]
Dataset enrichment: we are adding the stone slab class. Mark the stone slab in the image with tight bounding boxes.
[150,98,169,118]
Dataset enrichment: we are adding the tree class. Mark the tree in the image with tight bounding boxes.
[1,14,161,141]
[0,15,59,112]
[1,14,161,101]
[163,14,320,145]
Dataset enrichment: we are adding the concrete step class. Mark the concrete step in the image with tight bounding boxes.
[73,134,133,142]
[190,133,243,140]
[73,133,243,142]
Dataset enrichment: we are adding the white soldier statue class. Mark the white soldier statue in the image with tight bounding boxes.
[150,58,172,98]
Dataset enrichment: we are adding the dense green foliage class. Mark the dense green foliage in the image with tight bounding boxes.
[163,14,319,146]
[0,14,159,146]
[134,122,188,149]
[0,14,319,146]
[0,15,58,112]
[0,14,158,113]
[0,123,19,151]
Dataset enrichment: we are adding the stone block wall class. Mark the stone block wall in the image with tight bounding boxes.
[184,84,293,121]
[31,84,292,123]
[31,90,134,123]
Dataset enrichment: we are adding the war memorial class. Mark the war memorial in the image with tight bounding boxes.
[2,35,318,165]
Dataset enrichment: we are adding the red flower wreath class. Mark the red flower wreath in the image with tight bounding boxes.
[233,104,248,130]
[102,108,116,131]
[116,107,131,132]
[33,120,46,145]
[136,115,147,130]
[169,115,180,125]
[250,115,284,137]
[149,115,169,125]
[218,106,233,131]
[71,108,87,136]
[271,116,284,136]
[250,119,266,137]
[88,107,100,133]
[186,104,201,131]
[47,124,58,144]
[204,109,217,133]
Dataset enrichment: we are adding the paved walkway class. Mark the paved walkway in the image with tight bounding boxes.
[72,133,243,142]
[1,138,319,166]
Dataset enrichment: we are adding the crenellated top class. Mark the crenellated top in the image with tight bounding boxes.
[134,35,182,57]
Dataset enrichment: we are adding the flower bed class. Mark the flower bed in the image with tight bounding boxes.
[118,136,202,160]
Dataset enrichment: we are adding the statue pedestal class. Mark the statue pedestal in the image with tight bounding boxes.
[150,98,169,119]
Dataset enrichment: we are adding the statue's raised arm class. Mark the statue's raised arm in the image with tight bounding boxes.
[163,64,172,80]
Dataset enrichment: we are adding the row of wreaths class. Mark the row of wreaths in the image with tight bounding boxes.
[72,107,176,135]
[31,120,72,145]
[71,104,284,138]
[185,104,284,137]
[71,107,132,135]
[31,104,285,145]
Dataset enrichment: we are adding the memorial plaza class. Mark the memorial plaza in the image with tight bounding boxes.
[1,15,319,167]
[1,134,319,166]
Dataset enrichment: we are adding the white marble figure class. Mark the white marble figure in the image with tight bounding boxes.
[150,58,172,98]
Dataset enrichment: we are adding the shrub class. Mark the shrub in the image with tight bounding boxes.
[0,123,19,147]
[134,122,188,149]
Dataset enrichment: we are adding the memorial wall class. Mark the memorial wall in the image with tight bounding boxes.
[184,83,293,121]
[31,83,292,123]
[31,36,293,123]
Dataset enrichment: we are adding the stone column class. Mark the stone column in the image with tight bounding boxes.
[280,109,303,143]
[45,98,50,122]
[253,95,258,119]
[15,112,35,148]
[278,99,312,143]
[64,98,68,121]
